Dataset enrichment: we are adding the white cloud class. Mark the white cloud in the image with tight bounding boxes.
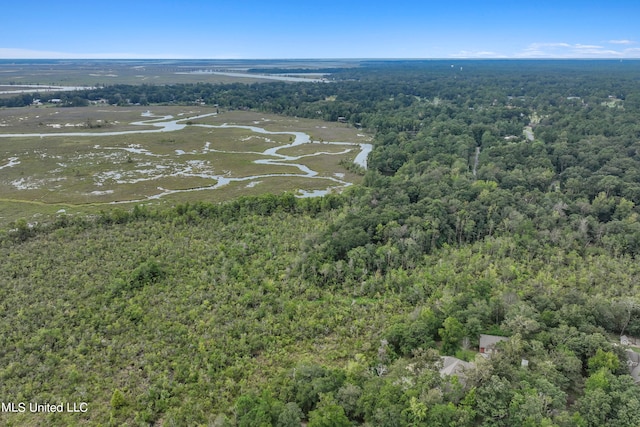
[516,42,640,58]
[574,44,604,49]
[516,43,572,57]
[448,50,505,58]
[448,41,640,59]
[577,48,622,56]
[609,39,635,45]
[0,48,189,59]
[528,43,572,49]
[0,48,71,58]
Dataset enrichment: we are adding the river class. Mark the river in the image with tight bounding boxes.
[174,71,330,83]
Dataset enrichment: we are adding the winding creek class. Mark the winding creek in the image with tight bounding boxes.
[0,111,372,203]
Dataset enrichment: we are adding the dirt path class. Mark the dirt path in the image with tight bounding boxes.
[472,146,480,176]
[524,126,534,141]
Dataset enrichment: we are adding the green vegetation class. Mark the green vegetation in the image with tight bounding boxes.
[1,60,640,425]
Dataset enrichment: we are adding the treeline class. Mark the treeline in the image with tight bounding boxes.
[0,93,34,107]
[0,92,89,107]
[3,192,344,243]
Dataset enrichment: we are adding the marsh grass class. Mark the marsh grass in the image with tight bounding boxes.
[277,141,352,157]
[285,153,360,180]
[0,107,368,224]
[0,62,284,86]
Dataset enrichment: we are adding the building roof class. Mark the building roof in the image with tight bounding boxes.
[479,334,509,351]
[626,350,640,384]
[439,356,473,377]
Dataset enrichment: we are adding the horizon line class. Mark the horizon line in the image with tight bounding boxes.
[1,57,640,61]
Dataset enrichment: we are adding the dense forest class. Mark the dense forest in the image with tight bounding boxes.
[1,60,640,426]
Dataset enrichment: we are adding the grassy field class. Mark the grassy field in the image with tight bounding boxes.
[0,105,370,225]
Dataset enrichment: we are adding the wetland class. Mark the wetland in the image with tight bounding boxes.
[0,106,371,223]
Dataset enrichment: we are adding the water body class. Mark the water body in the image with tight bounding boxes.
[0,112,211,138]
[1,111,371,201]
[0,156,20,170]
[175,71,330,83]
[0,84,94,95]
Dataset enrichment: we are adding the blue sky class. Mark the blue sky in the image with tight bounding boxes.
[2,1,639,59]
